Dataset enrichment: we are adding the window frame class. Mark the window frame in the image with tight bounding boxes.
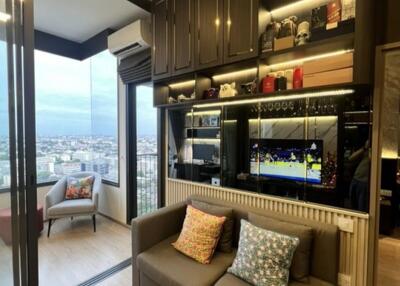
[33,49,120,187]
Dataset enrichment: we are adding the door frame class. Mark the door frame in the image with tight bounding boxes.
[4,0,38,284]
[126,81,164,224]
[368,41,400,286]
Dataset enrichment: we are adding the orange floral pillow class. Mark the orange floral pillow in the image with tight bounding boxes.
[65,176,94,200]
[172,205,226,264]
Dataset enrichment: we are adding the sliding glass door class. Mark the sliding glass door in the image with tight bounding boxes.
[127,83,160,222]
[0,0,37,285]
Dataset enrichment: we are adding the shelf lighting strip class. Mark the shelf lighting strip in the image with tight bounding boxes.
[186,110,221,116]
[248,116,338,123]
[266,49,354,71]
[0,11,11,22]
[212,68,258,81]
[193,89,354,109]
[270,0,330,20]
[168,80,196,89]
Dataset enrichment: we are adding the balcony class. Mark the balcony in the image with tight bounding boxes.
[137,153,158,216]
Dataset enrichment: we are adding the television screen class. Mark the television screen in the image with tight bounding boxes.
[250,139,323,184]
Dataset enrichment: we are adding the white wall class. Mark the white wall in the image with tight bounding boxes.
[0,78,128,225]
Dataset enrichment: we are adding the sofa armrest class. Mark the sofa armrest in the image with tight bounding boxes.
[132,202,187,286]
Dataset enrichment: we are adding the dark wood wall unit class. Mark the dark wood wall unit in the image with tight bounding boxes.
[152,0,171,80]
[171,0,195,76]
[379,0,400,44]
[194,0,224,70]
[353,0,376,84]
[223,0,259,64]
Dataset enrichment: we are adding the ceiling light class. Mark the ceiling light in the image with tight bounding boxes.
[0,12,11,22]
[266,50,353,71]
[194,89,354,109]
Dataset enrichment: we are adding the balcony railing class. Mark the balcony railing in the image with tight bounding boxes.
[137,153,158,216]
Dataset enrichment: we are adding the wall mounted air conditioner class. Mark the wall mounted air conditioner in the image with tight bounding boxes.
[108,19,152,59]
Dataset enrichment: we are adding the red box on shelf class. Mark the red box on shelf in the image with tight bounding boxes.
[262,76,276,93]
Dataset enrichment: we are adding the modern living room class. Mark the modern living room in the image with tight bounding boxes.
[1,0,400,286]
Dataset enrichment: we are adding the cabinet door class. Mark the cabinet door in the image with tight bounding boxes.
[224,0,259,64]
[152,0,170,79]
[194,0,224,70]
[171,0,194,75]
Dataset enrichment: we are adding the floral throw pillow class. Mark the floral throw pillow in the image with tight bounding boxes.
[228,219,299,286]
[172,205,226,264]
[65,176,94,200]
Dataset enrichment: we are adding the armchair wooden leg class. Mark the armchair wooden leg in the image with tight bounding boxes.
[92,214,96,232]
[47,219,53,238]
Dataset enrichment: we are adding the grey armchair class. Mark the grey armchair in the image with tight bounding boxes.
[45,172,102,237]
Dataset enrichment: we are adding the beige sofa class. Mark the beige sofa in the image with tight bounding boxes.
[132,195,339,286]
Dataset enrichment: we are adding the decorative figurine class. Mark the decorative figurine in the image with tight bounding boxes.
[203,88,219,100]
[261,21,280,52]
[241,78,258,95]
[295,21,311,46]
[279,16,298,38]
[219,82,238,98]
[168,97,177,104]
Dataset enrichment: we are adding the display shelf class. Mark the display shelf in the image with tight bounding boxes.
[260,31,355,65]
[158,83,369,109]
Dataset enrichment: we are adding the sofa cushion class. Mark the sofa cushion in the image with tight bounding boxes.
[188,195,339,285]
[249,213,313,282]
[228,220,299,286]
[192,200,234,253]
[138,234,236,286]
[215,273,334,286]
[47,199,95,217]
[172,205,226,264]
[214,273,251,286]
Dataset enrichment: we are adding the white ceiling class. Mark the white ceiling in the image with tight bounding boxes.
[34,0,150,43]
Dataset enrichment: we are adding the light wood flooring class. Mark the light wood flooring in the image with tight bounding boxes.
[39,215,131,286]
[378,228,400,286]
[97,266,132,286]
[0,214,132,286]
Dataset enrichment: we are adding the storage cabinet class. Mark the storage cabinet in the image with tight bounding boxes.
[171,0,195,75]
[194,0,224,70]
[152,0,170,79]
[223,0,259,64]
[152,0,259,78]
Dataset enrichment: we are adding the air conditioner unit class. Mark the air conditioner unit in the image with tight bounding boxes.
[108,19,152,59]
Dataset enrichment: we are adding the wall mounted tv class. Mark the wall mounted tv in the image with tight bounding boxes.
[250,139,323,184]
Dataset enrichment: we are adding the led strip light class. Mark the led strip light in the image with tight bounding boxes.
[193,89,354,109]
[0,11,11,22]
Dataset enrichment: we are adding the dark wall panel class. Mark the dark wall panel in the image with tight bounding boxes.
[34,30,82,60]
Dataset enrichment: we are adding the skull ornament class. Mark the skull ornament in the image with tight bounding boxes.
[295,21,311,46]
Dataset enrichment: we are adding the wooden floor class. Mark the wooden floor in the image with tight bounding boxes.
[378,228,400,286]
[98,266,132,286]
[0,215,132,286]
[39,215,131,286]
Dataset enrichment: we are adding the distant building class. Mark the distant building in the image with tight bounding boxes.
[81,160,109,176]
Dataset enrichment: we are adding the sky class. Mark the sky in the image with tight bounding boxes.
[0,44,157,138]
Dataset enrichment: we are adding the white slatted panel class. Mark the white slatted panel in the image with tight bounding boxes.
[166,178,369,286]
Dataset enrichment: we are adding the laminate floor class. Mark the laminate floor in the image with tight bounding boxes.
[97,266,132,286]
[38,215,131,286]
[378,228,400,286]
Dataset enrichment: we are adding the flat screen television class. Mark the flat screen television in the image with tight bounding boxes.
[250,139,323,184]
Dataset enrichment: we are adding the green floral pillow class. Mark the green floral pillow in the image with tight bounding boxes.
[228,219,299,286]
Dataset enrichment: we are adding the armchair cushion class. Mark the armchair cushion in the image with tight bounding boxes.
[65,176,94,200]
[47,199,95,217]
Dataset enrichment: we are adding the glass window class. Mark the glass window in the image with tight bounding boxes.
[0,40,10,190]
[35,50,119,184]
